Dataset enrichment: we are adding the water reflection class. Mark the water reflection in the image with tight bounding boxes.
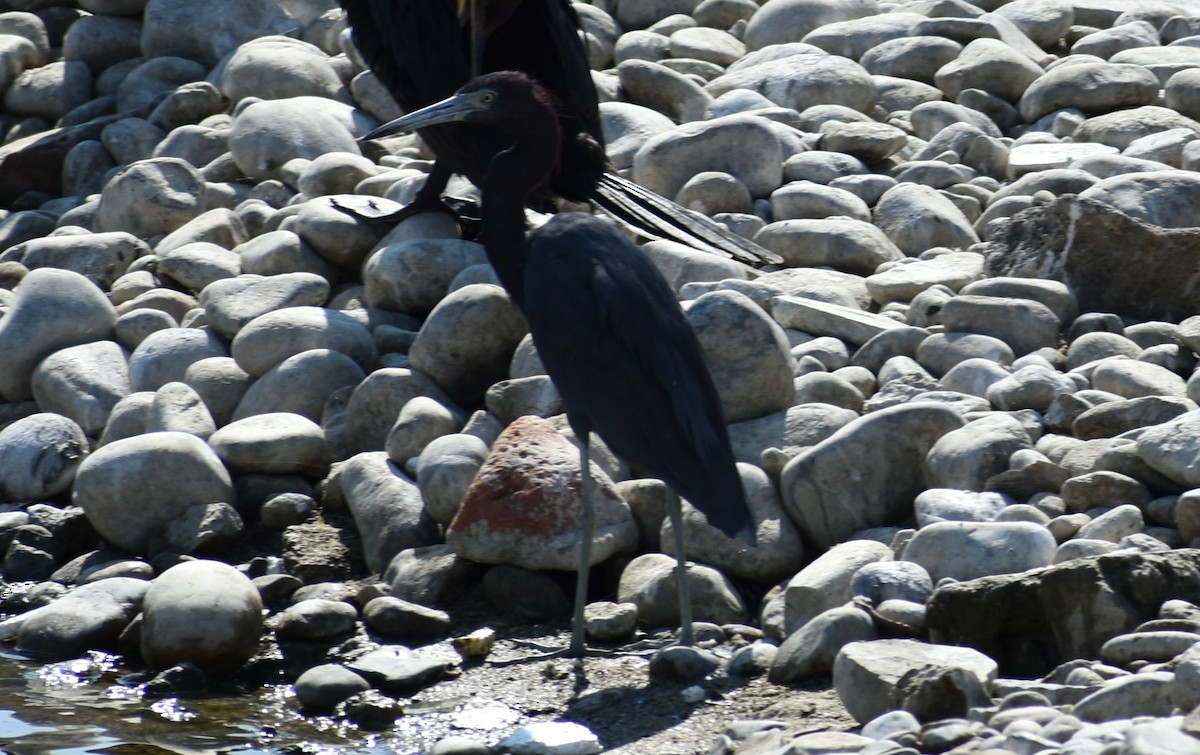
[0,650,347,754]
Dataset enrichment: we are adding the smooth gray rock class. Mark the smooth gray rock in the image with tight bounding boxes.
[199,273,330,340]
[874,184,980,256]
[617,552,747,628]
[362,238,488,317]
[708,51,876,113]
[1019,62,1159,122]
[140,559,263,674]
[341,368,454,455]
[141,0,301,67]
[687,289,795,423]
[339,451,439,573]
[743,2,876,50]
[228,98,366,182]
[926,413,1032,491]
[230,306,377,377]
[0,268,117,402]
[852,560,933,605]
[233,348,364,423]
[234,230,339,281]
[833,639,997,725]
[15,578,147,661]
[1138,411,1200,487]
[273,598,357,641]
[866,253,986,305]
[1072,672,1175,723]
[861,35,962,85]
[408,284,527,407]
[633,114,783,200]
[294,664,370,712]
[5,231,145,289]
[782,539,893,635]
[31,341,131,437]
[219,35,347,103]
[935,37,1042,102]
[904,521,1056,582]
[4,60,91,120]
[208,412,326,474]
[73,432,234,555]
[147,381,216,439]
[95,158,205,239]
[781,403,965,550]
[183,357,252,428]
[384,396,463,465]
[914,489,1012,528]
[770,602,877,682]
[362,596,451,642]
[128,327,227,392]
[1080,170,1200,229]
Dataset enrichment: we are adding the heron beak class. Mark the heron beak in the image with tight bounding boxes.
[360,93,477,141]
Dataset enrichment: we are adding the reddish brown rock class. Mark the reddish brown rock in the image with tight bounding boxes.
[447,416,638,571]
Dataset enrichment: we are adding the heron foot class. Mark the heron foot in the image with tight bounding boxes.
[488,636,673,665]
[328,194,480,227]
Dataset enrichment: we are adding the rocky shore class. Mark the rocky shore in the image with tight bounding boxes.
[3,0,1200,752]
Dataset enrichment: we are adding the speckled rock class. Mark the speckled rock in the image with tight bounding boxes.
[0,413,89,503]
[448,417,638,572]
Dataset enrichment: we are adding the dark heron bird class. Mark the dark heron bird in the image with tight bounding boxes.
[337,0,781,266]
[366,71,756,655]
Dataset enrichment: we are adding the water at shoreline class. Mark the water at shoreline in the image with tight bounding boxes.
[0,649,393,755]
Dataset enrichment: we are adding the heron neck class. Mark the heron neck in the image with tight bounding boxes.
[480,120,559,312]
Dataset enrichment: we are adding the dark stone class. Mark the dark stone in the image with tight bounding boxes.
[144,662,208,698]
[984,195,1200,322]
[0,211,56,254]
[27,505,95,560]
[362,596,451,642]
[648,645,722,682]
[481,565,569,622]
[281,517,359,584]
[894,665,991,723]
[252,573,302,607]
[346,649,453,695]
[0,105,152,209]
[340,690,403,730]
[927,550,1200,677]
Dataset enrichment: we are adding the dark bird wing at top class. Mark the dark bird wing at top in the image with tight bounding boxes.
[338,0,782,266]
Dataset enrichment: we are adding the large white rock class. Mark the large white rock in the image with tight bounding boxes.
[833,638,997,723]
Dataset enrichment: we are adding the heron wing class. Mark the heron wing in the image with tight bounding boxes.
[524,214,751,538]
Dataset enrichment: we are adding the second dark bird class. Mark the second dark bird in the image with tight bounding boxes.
[337,0,782,266]
[365,71,757,655]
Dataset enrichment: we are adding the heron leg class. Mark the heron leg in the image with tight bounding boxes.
[666,489,694,646]
[570,435,595,657]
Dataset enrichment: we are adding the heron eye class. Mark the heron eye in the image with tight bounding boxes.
[480,91,496,104]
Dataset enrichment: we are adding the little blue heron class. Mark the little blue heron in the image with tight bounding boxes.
[337,0,781,266]
[366,71,756,655]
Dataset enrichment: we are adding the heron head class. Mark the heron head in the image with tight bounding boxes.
[361,71,550,140]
